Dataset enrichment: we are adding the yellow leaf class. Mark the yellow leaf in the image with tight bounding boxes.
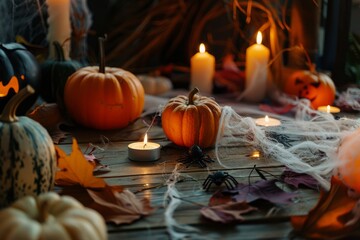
[55,138,106,189]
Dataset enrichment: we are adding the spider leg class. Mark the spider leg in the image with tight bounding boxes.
[227,176,239,187]
[204,155,214,163]
[223,179,233,190]
[205,181,214,191]
[198,159,207,168]
[202,176,211,188]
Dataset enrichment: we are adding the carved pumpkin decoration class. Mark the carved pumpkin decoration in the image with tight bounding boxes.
[162,88,222,148]
[0,43,40,114]
[336,128,360,192]
[0,192,107,240]
[40,41,82,108]
[64,37,144,130]
[0,86,56,208]
[284,69,336,109]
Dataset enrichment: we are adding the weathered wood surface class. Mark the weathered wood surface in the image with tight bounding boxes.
[56,117,322,240]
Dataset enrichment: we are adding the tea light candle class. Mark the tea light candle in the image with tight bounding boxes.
[190,43,215,94]
[244,31,270,102]
[255,115,281,127]
[128,134,161,162]
[46,0,71,60]
[317,105,340,113]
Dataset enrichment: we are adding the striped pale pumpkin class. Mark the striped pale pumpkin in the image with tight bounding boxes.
[0,86,56,208]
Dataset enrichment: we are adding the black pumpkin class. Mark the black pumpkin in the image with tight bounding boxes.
[40,41,82,109]
[0,43,40,115]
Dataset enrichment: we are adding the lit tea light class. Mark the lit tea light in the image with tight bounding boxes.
[250,150,261,158]
[317,105,340,113]
[255,115,281,127]
[128,133,161,161]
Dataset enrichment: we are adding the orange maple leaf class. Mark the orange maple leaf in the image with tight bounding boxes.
[291,176,360,239]
[55,138,106,188]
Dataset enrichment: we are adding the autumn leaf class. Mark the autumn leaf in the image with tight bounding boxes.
[55,138,106,188]
[291,177,360,239]
[87,185,154,225]
[201,201,257,223]
[231,179,297,205]
[281,168,320,190]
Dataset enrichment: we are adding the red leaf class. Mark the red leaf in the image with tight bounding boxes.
[281,168,320,190]
[232,180,297,204]
[291,177,360,239]
[201,201,257,223]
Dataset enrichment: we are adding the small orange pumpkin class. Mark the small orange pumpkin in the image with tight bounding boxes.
[64,37,144,130]
[162,88,221,148]
[283,67,336,110]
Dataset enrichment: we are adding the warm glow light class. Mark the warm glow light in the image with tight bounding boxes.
[251,150,260,158]
[143,133,148,147]
[256,31,262,45]
[0,76,20,97]
[199,43,205,53]
[264,115,269,123]
[327,105,331,113]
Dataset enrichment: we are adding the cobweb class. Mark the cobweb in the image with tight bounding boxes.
[214,99,360,190]
[0,0,46,44]
[0,0,92,61]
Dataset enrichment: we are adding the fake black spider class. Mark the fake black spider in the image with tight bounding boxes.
[178,145,214,168]
[203,171,238,191]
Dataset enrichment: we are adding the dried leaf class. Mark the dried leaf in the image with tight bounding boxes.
[55,138,106,188]
[83,146,110,173]
[201,201,257,223]
[291,177,360,239]
[87,185,153,225]
[232,179,296,205]
[281,168,320,190]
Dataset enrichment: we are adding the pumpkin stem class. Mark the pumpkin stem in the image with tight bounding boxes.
[188,88,199,105]
[0,85,35,122]
[53,41,65,62]
[37,198,49,223]
[98,35,107,74]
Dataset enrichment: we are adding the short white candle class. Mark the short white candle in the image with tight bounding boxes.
[244,31,270,102]
[190,43,215,94]
[128,134,161,162]
[46,0,71,60]
[255,115,281,127]
[317,105,340,113]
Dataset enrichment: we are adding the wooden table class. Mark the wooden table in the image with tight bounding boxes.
[51,93,359,240]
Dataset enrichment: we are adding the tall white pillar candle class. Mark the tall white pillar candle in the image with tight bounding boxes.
[190,43,215,94]
[244,31,270,102]
[46,0,71,60]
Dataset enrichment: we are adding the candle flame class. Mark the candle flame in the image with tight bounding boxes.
[264,115,269,123]
[199,43,205,53]
[143,133,148,148]
[251,150,260,158]
[327,105,330,113]
[256,31,262,45]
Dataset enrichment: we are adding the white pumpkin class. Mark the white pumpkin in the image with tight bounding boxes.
[0,192,107,240]
[0,86,56,208]
[137,75,173,95]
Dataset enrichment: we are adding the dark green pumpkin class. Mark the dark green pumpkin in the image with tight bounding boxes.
[40,41,82,108]
[0,43,40,115]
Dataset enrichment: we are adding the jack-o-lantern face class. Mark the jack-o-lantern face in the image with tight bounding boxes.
[284,70,336,109]
[0,43,40,115]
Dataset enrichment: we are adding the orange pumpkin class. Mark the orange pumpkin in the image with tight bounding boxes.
[162,88,221,148]
[337,128,360,192]
[64,37,144,130]
[284,69,336,110]
[64,66,144,130]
